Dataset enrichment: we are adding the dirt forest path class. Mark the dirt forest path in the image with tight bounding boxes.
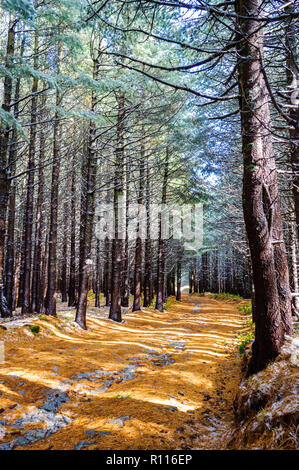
[0,294,247,450]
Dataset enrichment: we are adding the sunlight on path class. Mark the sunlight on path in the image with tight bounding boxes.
[0,294,246,450]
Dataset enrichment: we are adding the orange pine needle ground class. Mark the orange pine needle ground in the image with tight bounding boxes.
[0,294,247,450]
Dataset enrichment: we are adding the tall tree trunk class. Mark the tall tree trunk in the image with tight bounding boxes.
[68,164,77,307]
[236,0,293,374]
[61,156,71,303]
[31,92,46,313]
[143,158,152,307]
[285,5,299,240]
[0,17,16,317]
[121,158,129,307]
[104,236,110,306]
[41,229,48,312]
[189,264,193,294]
[176,250,182,301]
[45,43,62,316]
[289,221,299,317]
[132,148,145,312]
[109,94,125,323]
[171,268,176,296]
[12,231,21,312]
[78,143,88,294]
[4,29,24,312]
[75,47,100,329]
[95,239,101,307]
[22,31,39,314]
[155,150,169,312]
[5,185,15,312]
[17,201,26,309]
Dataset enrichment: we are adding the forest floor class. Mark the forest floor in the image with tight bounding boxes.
[0,294,249,450]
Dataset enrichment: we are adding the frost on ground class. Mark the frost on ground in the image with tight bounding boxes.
[228,337,299,450]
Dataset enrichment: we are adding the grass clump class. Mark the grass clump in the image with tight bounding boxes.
[238,331,254,355]
[113,393,132,399]
[148,296,174,311]
[163,297,174,310]
[38,314,49,322]
[55,320,65,330]
[238,304,252,315]
[26,324,40,335]
[212,293,243,301]
[87,290,95,301]
[243,318,254,329]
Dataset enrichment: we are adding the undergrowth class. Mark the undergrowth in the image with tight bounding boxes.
[148,296,175,311]
[238,331,254,355]
[238,304,252,315]
[26,325,41,335]
[212,293,244,301]
[38,315,49,322]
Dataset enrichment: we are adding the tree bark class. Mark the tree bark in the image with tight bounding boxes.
[155,150,169,312]
[75,47,100,329]
[68,165,77,307]
[4,29,24,312]
[132,148,145,312]
[22,31,39,314]
[143,157,152,307]
[236,0,293,374]
[289,221,299,316]
[121,158,129,307]
[109,94,125,323]
[17,203,26,309]
[61,156,71,303]
[0,17,16,317]
[95,239,101,307]
[32,91,46,314]
[285,5,299,240]
[104,236,110,306]
[176,251,182,301]
[44,43,62,317]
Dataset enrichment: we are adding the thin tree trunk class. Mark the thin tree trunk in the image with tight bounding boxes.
[4,29,24,312]
[17,202,26,309]
[68,164,77,307]
[121,158,129,307]
[41,230,48,312]
[78,144,88,294]
[104,236,110,306]
[75,46,100,329]
[155,150,169,312]
[61,156,71,303]
[189,263,193,294]
[22,31,39,314]
[132,148,145,312]
[109,94,125,323]
[45,43,62,317]
[285,5,299,240]
[290,221,299,316]
[95,239,101,307]
[143,158,152,307]
[31,92,46,313]
[0,17,16,317]
[176,250,182,301]
[5,186,15,312]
